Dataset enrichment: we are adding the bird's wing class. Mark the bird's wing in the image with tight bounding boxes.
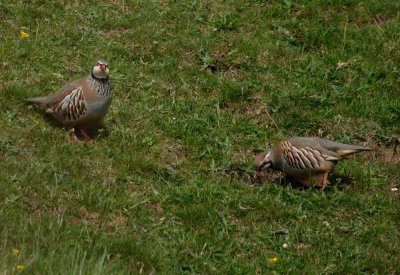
[281,140,340,172]
[42,78,87,106]
[47,86,87,124]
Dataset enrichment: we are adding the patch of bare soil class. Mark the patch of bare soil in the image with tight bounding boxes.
[353,8,396,28]
[201,48,245,77]
[244,94,278,128]
[255,170,284,185]
[158,138,187,168]
[332,175,356,190]
[362,136,400,164]
[106,215,128,230]
[294,242,312,253]
[100,28,130,38]
[74,206,101,225]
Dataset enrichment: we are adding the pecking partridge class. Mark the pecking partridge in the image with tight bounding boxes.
[254,137,371,189]
[27,59,112,142]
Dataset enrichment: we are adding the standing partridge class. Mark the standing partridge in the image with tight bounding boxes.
[27,59,112,142]
[254,137,371,189]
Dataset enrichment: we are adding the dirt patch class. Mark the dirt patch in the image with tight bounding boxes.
[244,94,278,128]
[232,147,252,160]
[332,175,356,190]
[370,12,393,26]
[200,48,245,77]
[228,155,255,184]
[374,145,399,163]
[100,28,130,38]
[106,215,128,229]
[67,207,131,231]
[158,138,188,167]
[220,65,242,78]
[361,136,400,164]
[353,10,396,28]
[149,201,163,214]
[255,170,284,185]
[294,242,312,252]
[377,146,399,163]
[76,206,101,225]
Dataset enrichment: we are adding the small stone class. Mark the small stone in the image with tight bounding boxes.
[282,243,289,249]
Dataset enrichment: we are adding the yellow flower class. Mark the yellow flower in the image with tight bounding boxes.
[12,248,20,256]
[20,31,29,39]
[16,265,25,270]
[268,257,279,264]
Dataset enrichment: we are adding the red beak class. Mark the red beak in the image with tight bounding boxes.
[100,64,106,71]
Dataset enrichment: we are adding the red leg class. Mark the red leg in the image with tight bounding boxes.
[321,172,329,191]
[71,128,83,144]
[80,128,93,142]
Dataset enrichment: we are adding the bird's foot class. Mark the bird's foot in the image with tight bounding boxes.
[320,172,329,191]
[70,128,83,144]
[80,128,93,143]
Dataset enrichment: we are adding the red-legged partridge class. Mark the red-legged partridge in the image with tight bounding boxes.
[27,59,112,142]
[255,137,371,189]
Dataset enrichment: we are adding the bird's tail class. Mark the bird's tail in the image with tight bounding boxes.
[336,145,372,157]
[318,138,372,157]
[26,96,48,105]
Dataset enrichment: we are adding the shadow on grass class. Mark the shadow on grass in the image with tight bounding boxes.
[258,174,309,190]
[331,174,356,190]
[253,172,356,191]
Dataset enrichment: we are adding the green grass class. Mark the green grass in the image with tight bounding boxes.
[1,0,400,273]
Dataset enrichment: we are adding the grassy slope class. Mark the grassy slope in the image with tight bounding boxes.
[0,0,399,273]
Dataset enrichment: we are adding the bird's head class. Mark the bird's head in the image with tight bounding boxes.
[92,59,110,80]
[254,150,273,177]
